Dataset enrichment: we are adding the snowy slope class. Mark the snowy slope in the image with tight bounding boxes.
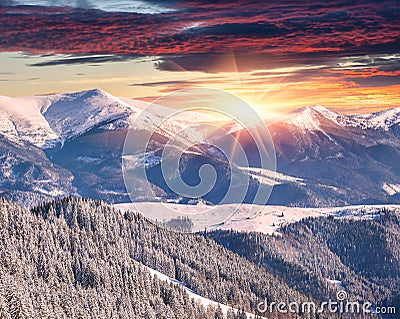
[145,265,265,319]
[284,106,323,131]
[115,202,330,233]
[115,202,400,234]
[40,89,136,147]
[0,95,59,148]
[121,96,215,144]
[214,204,400,234]
[0,89,141,148]
[344,107,400,130]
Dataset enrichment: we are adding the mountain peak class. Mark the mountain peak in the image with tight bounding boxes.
[290,105,337,116]
[286,105,400,131]
[73,88,109,98]
[42,88,111,105]
[40,88,133,145]
[285,106,323,131]
[310,105,336,113]
[0,89,133,148]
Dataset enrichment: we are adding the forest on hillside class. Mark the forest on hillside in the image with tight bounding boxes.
[0,197,325,319]
[1,197,398,318]
[207,210,400,318]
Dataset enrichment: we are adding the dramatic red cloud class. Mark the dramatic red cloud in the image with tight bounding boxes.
[0,1,399,57]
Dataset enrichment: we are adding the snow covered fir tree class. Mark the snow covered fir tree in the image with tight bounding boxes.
[0,197,398,318]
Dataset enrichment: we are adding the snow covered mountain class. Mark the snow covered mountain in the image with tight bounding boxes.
[0,89,138,148]
[0,89,219,204]
[286,105,400,131]
[1,89,400,207]
[0,88,203,149]
[280,106,400,204]
[218,104,400,206]
[0,89,153,203]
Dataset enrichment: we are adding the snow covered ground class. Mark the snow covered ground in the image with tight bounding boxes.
[114,202,400,234]
[115,202,328,233]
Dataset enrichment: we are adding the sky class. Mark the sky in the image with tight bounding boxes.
[0,0,399,117]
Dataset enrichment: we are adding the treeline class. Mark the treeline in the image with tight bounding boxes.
[0,197,328,318]
[30,197,319,317]
[2,196,393,318]
[0,197,255,319]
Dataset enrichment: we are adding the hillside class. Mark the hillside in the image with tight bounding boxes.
[0,197,333,318]
[1,196,397,317]
[207,209,400,316]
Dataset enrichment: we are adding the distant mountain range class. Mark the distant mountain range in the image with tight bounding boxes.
[268,105,400,206]
[1,88,400,206]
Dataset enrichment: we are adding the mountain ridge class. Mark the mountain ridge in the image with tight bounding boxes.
[0,89,138,148]
[282,104,400,132]
[1,89,400,207]
[1,89,400,144]
[1,89,399,145]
